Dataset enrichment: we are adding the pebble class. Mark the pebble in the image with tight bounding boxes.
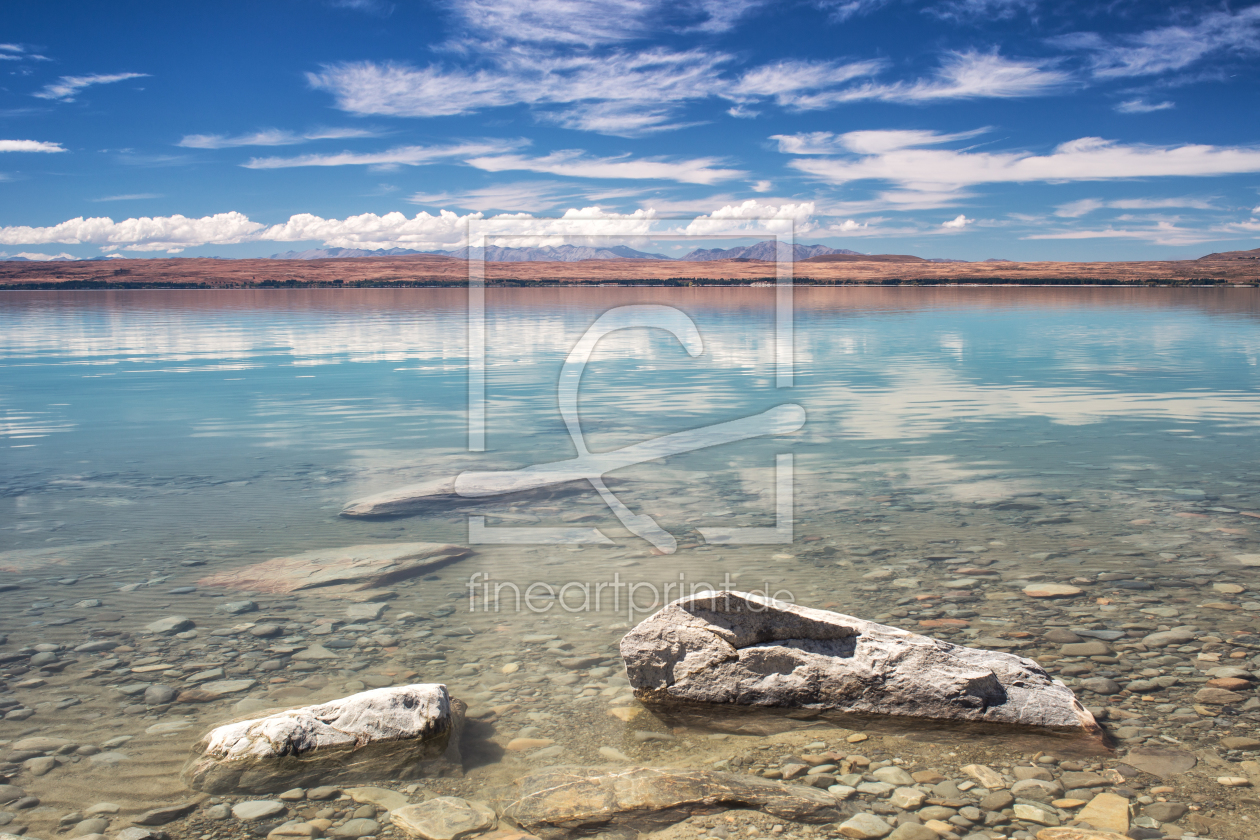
[144,616,193,635]
[837,812,893,839]
[332,817,380,837]
[1023,584,1082,598]
[390,796,496,840]
[233,800,287,820]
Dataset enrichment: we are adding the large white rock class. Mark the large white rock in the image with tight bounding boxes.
[620,592,1100,736]
[182,684,464,793]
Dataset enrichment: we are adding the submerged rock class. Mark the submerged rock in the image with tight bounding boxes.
[620,591,1100,736]
[490,766,839,839]
[182,684,464,793]
[195,543,471,594]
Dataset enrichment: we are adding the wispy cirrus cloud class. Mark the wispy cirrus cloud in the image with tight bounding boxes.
[465,150,746,184]
[89,193,164,202]
[788,131,1260,191]
[407,181,646,213]
[1025,221,1220,246]
[242,140,524,169]
[0,139,66,153]
[308,49,733,136]
[797,51,1069,107]
[1052,6,1260,79]
[772,128,989,155]
[34,72,148,102]
[1115,98,1174,114]
[1055,196,1217,217]
[178,127,380,149]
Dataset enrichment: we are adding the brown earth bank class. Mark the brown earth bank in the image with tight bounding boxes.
[2,248,1260,288]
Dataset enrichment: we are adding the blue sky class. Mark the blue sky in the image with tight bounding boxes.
[1,0,1259,261]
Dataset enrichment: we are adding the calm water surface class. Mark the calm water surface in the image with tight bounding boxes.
[2,287,1259,837]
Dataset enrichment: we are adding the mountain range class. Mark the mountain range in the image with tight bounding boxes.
[269,241,867,262]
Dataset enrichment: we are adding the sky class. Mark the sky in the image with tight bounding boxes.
[1,0,1259,261]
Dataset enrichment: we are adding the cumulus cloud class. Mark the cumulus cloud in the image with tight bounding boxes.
[465,150,745,184]
[178,127,379,149]
[941,214,971,228]
[243,140,522,169]
[1116,98,1174,114]
[0,201,818,253]
[0,212,266,253]
[0,139,66,153]
[1053,6,1260,79]
[682,199,816,237]
[790,132,1260,191]
[34,72,148,102]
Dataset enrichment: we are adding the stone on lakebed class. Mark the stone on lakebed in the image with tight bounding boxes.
[620,591,1101,737]
[195,543,470,594]
[490,766,839,839]
[182,684,464,793]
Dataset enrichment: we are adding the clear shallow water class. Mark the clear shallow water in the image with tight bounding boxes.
[2,287,1260,838]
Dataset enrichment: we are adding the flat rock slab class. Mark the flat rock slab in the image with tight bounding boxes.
[392,796,497,840]
[196,543,471,594]
[1023,584,1083,599]
[341,474,587,517]
[1035,830,1130,840]
[490,766,840,839]
[1118,747,1197,778]
[182,684,464,793]
[620,591,1100,736]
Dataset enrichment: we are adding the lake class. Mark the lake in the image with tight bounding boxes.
[2,287,1259,839]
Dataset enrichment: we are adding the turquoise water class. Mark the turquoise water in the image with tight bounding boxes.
[2,287,1260,836]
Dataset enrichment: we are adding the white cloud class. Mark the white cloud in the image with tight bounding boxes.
[308,49,732,136]
[732,59,885,108]
[1054,6,1260,79]
[928,0,1037,21]
[0,212,266,253]
[178,128,379,149]
[1025,221,1221,246]
[1116,98,1174,114]
[0,201,809,253]
[1054,198,1105,218]
[791,133,1260,191]
[785,51,1068,108]
[941,214,971,228]
[90,193,163,202]
[466,150,745,184]
[751,180,772,193]
[443,0,761,45]
[243,140,523,170]
[407,181,596,212]
[0,140,66,153]
[773,128,988,155]
[682,199,816,237]
[34,72,147,102]
[1056,196,1217,217]
[814,0,891,22]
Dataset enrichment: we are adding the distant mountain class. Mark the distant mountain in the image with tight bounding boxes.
[681,242,863,261]
[982,258,1013,263]
[434,244,670,261]
[802,253,926,263]
[927,258,969,263]
[270,244,669,261]
[270,247,428,259]
[1198,247,1260,261]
